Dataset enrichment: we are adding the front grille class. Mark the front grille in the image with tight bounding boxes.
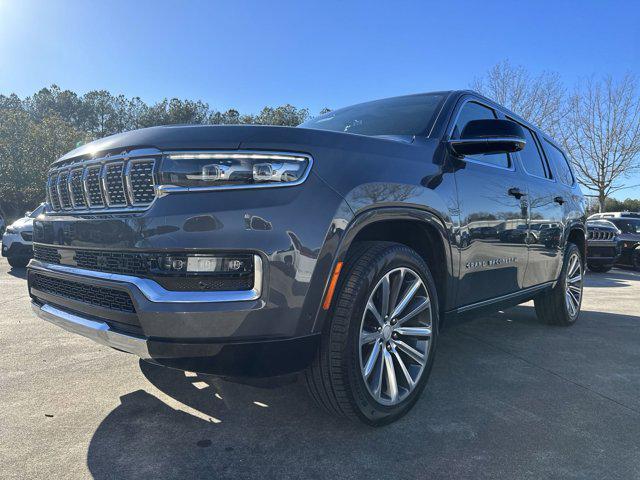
[74,249,149,276]
[47,153,156,213]
[588,230,615,241]
[30,273,135,313]
[33,245,61,263]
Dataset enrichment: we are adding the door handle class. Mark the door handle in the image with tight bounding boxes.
[508,188,526,199]
[554,196,565,205]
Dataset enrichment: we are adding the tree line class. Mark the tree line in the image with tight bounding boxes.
[0,86,323,218]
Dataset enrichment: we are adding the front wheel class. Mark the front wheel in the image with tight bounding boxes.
[7,256,30,268]
[535,242,584,326]
[304,242,438,426]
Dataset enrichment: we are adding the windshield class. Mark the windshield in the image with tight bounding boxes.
[299,93,446,137]
[29,204,45,218]
[610,218,640,234]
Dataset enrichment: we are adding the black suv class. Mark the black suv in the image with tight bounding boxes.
[28,91,586,425]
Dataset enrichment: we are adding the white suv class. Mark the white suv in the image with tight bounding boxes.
[1,203,45,268]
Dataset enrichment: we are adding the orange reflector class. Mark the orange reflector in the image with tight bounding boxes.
[322,261,344,310]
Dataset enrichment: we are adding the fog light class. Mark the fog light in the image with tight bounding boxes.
[186,255,249,273]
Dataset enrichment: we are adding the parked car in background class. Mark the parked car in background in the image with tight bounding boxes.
[585,219,621,272]
[28,91,586,425]
[1,203,45,268]
[588,214,640,270]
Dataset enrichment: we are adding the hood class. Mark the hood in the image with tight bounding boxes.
[618,233,640,242]
[53,125,415,166]
[9,216,33,232]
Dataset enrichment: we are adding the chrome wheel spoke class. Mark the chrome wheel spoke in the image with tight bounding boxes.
[390,278,423,319]
[568,274,582,284]
[395,326,432,338]
[383,349,399,403]
[396,297,430,326]
[366,300,384,327]
[395,340,426,365]
[360,330,381,346]
[363,341,382,379]
[392,346,415,388]
[380,275,391,318]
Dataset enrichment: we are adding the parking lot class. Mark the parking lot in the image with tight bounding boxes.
[1,256,639,480]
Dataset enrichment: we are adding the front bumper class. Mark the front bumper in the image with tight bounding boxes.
[586,242,621,264]
[32,300,319,376]
[2,233,33,258]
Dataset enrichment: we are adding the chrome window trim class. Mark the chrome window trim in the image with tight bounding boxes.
[28,256,263,303]
[446,98,516,172]
[505,116,556,183]
[156,150,314,197]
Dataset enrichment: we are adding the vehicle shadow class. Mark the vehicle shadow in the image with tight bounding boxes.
[584,268,638,288]
[6,266,27,279]
[86,303,640,479]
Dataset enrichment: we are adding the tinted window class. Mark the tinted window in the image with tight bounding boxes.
[544,140,574,186]
[510,121,547,178]
[453,102,509,168]
[610,219,640,234]
[300,93,445,137]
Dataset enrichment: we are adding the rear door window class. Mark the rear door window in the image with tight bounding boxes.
[508,119,549,179]
[543,140,574,186]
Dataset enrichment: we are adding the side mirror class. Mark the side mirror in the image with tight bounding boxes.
[449,119,526,157]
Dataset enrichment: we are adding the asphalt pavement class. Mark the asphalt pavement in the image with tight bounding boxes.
[1,256,639,479]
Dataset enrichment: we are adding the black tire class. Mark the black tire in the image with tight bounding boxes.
[534,242,583,326]
[7,256,29,268]
[304,241,439,426]
[587,263,612,273]
[633,250,640,271]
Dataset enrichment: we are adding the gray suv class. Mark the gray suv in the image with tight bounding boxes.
[28,91,586,425]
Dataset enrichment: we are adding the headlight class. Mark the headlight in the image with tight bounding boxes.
[157,151,312,194]
[5,226,17,234]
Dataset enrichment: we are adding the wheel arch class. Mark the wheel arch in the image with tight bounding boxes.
[312,207,455,333]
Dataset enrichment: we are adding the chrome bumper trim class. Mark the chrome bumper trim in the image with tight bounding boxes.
[28,256,263,304]
[32,302,149,358]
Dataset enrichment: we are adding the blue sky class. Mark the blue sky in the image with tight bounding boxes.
[1,0,639,198]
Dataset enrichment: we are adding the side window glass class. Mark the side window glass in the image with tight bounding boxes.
[511,121,548,178]
[543,140,574,186]
[453,102,509,168]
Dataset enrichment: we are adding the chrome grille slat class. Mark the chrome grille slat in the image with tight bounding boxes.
[84,166,104,207]
[46,152,157,213]
[69,168,87,208]
[56,170,72,209]
[103,162,127,206]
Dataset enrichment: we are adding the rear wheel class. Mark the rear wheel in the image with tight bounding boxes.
[535,242,583,326]
[304,242,438,426]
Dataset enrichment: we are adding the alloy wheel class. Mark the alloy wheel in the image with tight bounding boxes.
[358,267,432,406]
[565,252,583,318]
